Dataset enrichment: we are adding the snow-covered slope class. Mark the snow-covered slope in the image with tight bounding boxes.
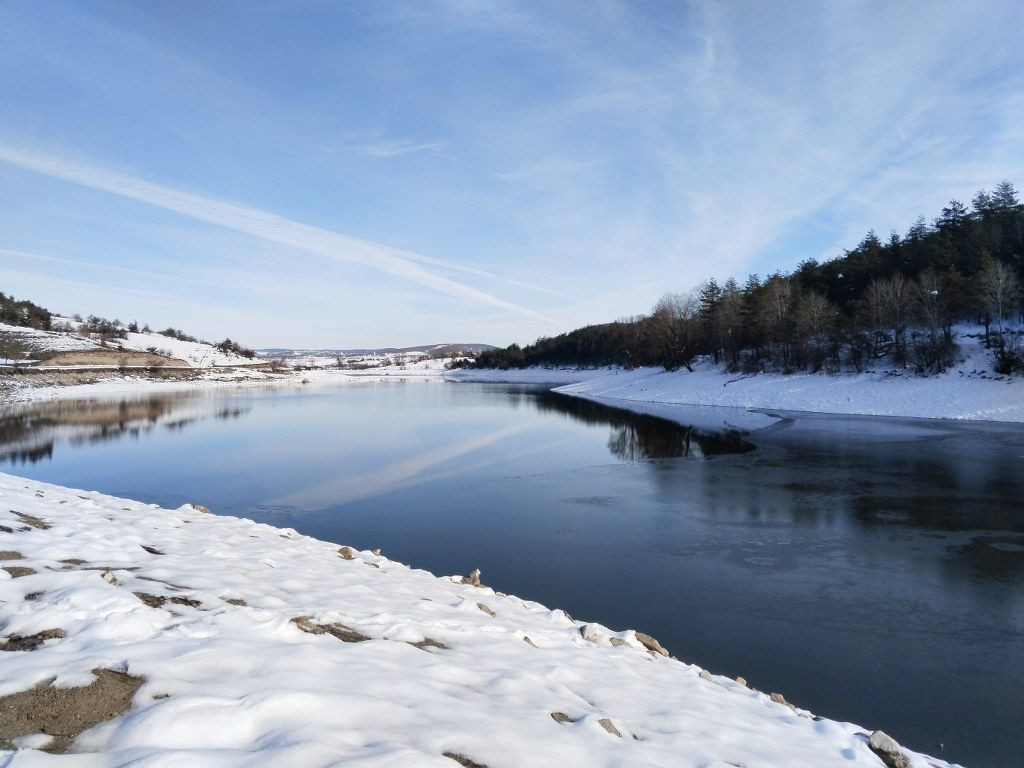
[114,331,250,367]
[0,474,951,767]
[0,320,254,368]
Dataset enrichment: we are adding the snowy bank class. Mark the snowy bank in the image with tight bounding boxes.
[447,331,1024,423]
[0,473,953,767]
[1,360,457,406]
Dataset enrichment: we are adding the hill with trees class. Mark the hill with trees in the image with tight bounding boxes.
[0,295,256,367]
[473,182,1023,376]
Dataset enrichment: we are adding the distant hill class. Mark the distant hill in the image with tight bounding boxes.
[259,343,496,358]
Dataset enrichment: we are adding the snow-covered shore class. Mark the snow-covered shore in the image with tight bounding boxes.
[0,473,950,766]
[0,360,451,406]
[447,331,1024,423]
[4,326,1022,424]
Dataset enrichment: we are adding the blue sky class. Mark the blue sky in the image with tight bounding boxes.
[2,0,1023,347]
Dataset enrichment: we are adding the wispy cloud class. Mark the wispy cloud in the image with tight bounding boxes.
[0,143,549,321]
[354,139,447,158]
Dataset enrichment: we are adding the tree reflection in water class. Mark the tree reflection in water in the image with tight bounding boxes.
[0,395,251,465]
[526,390,755,460]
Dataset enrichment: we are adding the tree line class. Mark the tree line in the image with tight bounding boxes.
[0,292,52,330]
[472,182,1024,375]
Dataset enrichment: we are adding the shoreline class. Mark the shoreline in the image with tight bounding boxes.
[4,342,1023,427]
[446,362,1024,424]
[0,472,953,766]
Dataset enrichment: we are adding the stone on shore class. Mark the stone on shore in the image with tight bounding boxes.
[868,730,910,768]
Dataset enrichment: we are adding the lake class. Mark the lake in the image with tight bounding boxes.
[2,380,1022,767]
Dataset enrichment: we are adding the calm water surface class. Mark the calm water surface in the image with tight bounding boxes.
[3,381,1022,767]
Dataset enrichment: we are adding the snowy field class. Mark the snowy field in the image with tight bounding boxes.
[0,473,949,767]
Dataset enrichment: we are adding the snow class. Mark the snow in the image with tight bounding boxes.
[0,323,98,354]
[1,360,468,406]
[0,473,954,767]
[446,328,1024,423]
[115,332,252,368]
[0,322,254,368]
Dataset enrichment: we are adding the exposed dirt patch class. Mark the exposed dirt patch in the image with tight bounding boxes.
[223,597,247,606]
[291,616,369,643]
[11,511,49,530]
[134,593,201,609]
[168,596,201,608]
[443,752,488,768]
[410,637,449,651]
[59,558,88,566]
[0,668,144,752]
[0,550,23,560]
[3,566,36,578]
[0,629,65,652]
[551,712,573,724]
[133,592,167,609]
[37,349,187,367]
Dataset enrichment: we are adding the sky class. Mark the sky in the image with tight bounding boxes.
[2,0,1023,348]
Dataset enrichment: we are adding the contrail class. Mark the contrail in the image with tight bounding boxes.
[0,144,551,320]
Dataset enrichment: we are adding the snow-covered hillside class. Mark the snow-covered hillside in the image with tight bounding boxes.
[114,331,251,367]
[0,319,254,368]
[0,473,948,767]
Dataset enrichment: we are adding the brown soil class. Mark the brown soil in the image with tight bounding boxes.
[443,752,488,768]
[12,512,49,530]
[0,668,144,752]
[0,629,65,652]
[3,566,36,578]
[36,349,188,367]
[291,616,369,643]
[133,593,202,610]
[133,592,167,609]
[410,638,448,650]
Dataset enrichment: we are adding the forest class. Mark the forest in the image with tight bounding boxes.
[472,182,1024,375]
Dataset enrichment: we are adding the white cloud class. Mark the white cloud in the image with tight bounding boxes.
[354,139,448,158]
[0,143,550,322]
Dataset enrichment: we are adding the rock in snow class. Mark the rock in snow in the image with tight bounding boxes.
[0,472,958,767]
[869,730,912,768]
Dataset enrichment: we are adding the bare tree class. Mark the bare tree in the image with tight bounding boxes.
[915,268,942,340]
[976,257,1019,337]
[651,290,699,370]
[797,292,834,339]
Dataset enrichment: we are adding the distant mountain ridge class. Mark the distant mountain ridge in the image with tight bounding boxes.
[258,343,495,358]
